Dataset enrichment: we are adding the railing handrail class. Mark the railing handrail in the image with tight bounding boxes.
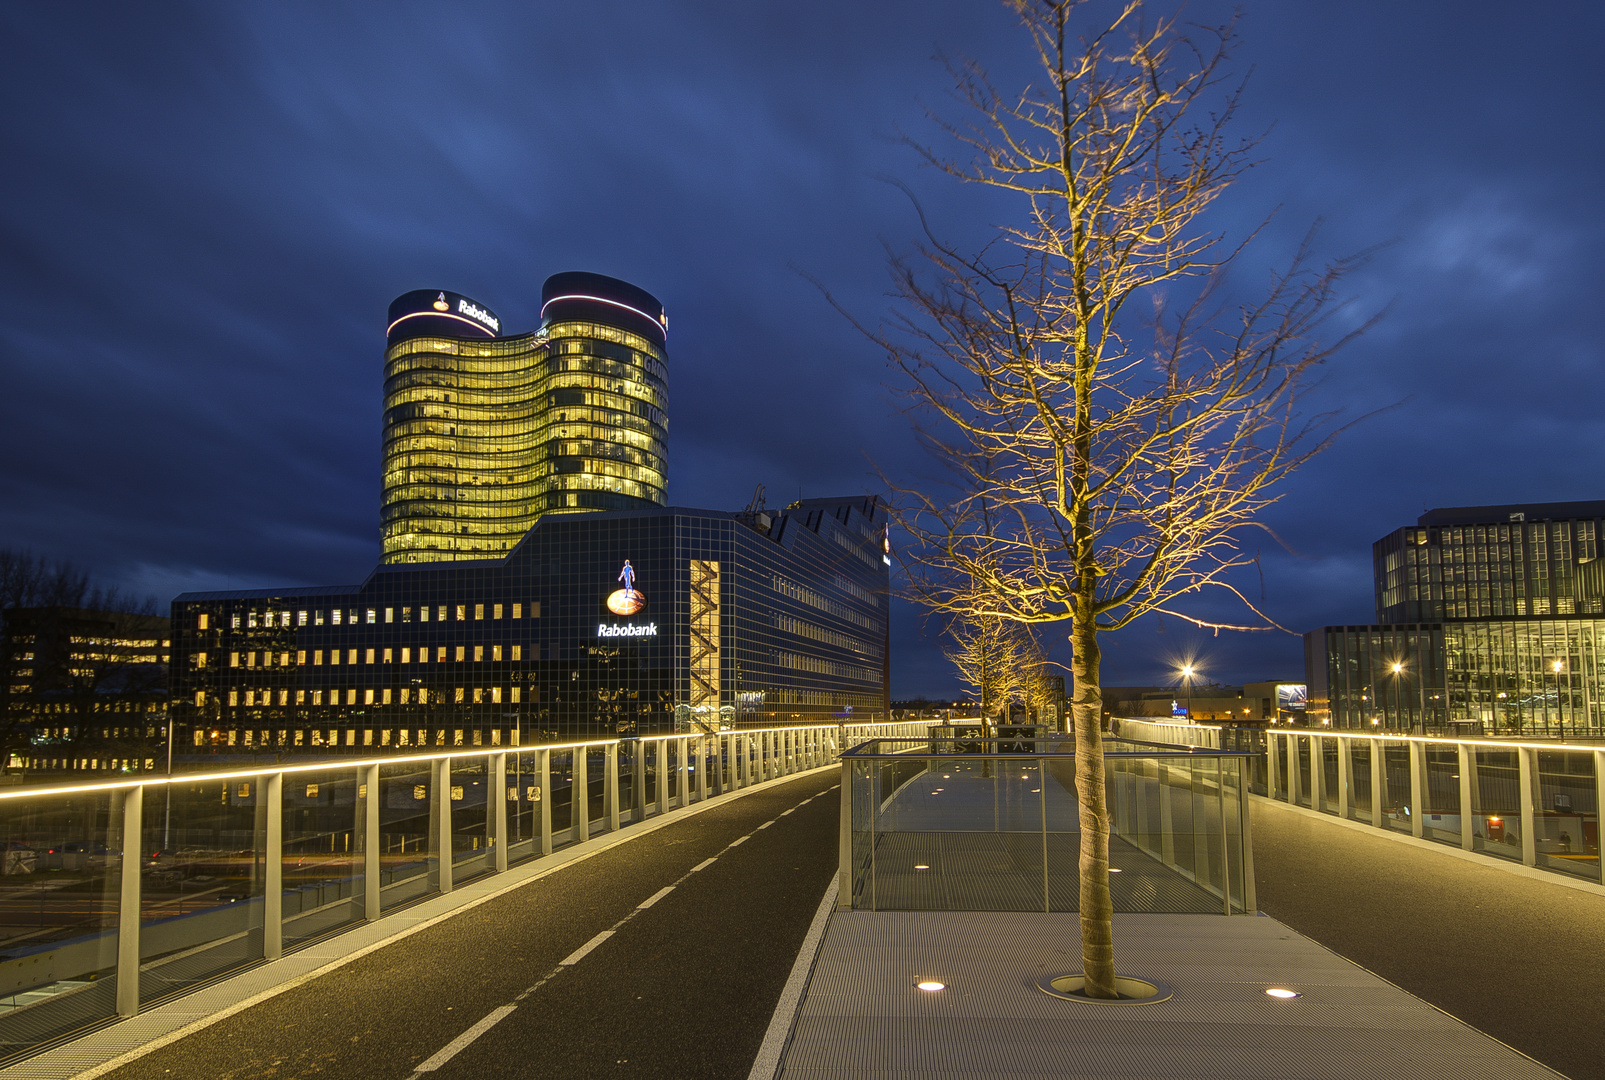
[1262,729,1605,752]
[840,737,1256,760]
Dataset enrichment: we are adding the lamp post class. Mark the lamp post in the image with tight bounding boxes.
[1390,660,1427,733]
[1179,664,1195,721]
[1551,658,1566,741]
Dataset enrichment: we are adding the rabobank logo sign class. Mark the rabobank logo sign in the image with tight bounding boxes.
[458,298,499,333]
[598,622,657,638]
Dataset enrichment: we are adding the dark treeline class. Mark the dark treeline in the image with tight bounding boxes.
[0,548,157,616]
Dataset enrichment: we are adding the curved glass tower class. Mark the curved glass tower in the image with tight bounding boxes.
[381,276,668,564]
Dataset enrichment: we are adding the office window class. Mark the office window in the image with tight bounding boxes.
[365,649,376,664]
[402,606,413,622]
[383,648,393,663]
[230,652,239,668]
[333,610,343,625]
[418,648,428,664]
[474,646,484,662]
[494,604,503,619]
[492,645,502,661]
[313,690,323,705]
[402,647,411,663]
[245,691,255,706]
[314,650,323,665]
[295,730,305,746]
[330,650,339,666]
[401,688,411,704]
[455,687,465,703]
[475,604,485,620]
[246,652,256,668]
[456,605,466,621]
[298,610,308,626]
[513,603,522,619]
[418,687,430,704]
[420,605,430,622]
[492,687,502,703]
[231,614,241,629]
[439,605,447,621]
[456,646,466,662]
[512,645,522,661]
[364,689,375,705]
[364,730,374,745]
[296,690,305,705]
[348,649,357,665]
[511,687,521,703]
[382,688,392,704]
[346,689,357,705]
[198,613,209,630]
[315,610,325,626]
[366,609,377,625]
[297,650,306,665]
[280,652,290,667]
[195,690,205,707]
[385,608,394,623]
[278,690,289,706]
[454,730,465,746]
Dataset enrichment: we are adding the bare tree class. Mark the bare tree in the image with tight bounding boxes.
[855,1,1371,997]
[944,611,1034,721]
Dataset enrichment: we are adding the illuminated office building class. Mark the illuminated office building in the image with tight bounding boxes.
[1307,501,1605,736]
[382,274,668,565]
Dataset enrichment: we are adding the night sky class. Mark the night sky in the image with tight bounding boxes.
[2,2,1601,698]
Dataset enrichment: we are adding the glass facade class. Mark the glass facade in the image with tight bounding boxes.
[381,274,669,565]
[170,498,889,761]
[1311,501,1605,736]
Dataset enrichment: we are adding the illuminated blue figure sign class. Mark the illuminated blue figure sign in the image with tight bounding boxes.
[607,560,646,617]
[618,560,636,592]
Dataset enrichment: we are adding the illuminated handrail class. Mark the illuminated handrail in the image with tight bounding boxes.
[0,719,936,1065]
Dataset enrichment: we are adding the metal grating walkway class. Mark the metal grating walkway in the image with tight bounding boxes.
[778,911,1563,1079]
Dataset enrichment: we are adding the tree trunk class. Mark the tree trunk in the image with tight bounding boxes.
[1071,618,1116,997]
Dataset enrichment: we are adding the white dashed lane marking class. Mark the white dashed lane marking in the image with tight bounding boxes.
[559,930,615,966]
[690,857,717,872]
[637,886,674,909]
[411,1005,517,1073]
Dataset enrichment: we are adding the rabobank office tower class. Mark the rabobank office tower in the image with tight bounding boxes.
[169,273,889,756]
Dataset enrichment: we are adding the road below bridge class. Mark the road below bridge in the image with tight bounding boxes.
[102,770,841,1080]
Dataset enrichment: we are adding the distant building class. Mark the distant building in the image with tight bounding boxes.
[1308,500,1605,736]
[2,607,170,775]
[170,497,890,757]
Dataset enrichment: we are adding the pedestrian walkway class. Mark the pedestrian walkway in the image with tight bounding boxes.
[1250,795,1605,1080]
[773,910,1561,1079]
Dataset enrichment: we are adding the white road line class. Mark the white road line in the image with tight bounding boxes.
[559,930,615,966]
[637,885,674,909]
[780,808,794,816]
[757,821,774,830]
[414,1004,516,1072]
[728,835,749,847]
[691,856,717,872]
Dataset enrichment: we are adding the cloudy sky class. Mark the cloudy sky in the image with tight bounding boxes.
[1,1,1600,697]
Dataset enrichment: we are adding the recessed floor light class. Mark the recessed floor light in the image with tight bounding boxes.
[1265,988,1301,999]
[917,980,946,992]
[914,864,930,870]
[1108,867,1123,873]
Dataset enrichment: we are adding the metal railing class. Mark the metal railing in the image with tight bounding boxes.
[836,735,1256,916]
[1119,717,1605,890]
[0,720,933,1064]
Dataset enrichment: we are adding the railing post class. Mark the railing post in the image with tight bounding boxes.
[264,772,283,960]
[538,749,553,855]
[699,736,710,801]
[1311,735,1327,813]
[1266,731,1281,800]
[1190,757,1211,884]
[1336,735,1352,819]
[676,737,690,807]
[1595,750,1605,885]
[1518,747,1537,867]
[433,758,453,894]
[1286,735,1301,807]
[1409,740,1426,839]
[116,785,143,1017]
[1370,737,1387,829]
[363,763,380,919]
[1458,743,1475,852]
[1157,759,1176,865]
[491,752,508,873]
[573,748,590,843]
[655,740,669,816]
[1218,756,1231,915]
[605,742,621,833]
[837,754,853,910]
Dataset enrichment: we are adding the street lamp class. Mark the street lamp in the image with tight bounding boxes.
[1179,664,1196,721]
[1551,658,1566,741]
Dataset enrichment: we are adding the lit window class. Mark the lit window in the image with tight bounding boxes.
[296,690,305,704]
[418,687,429,704]
[296,650,306,665]
[511,687,521,703]
[455,687,465,703]
[402,606,413,622]
[513,603,522,619]
[198,613,209,630]
[315,610,325,626]
[280,652,290,666]
[492,645,502,661]
[512,645,522,661]
[230,652,239,668]
[493,604,503,619]
[245,690,255,706]
[402,647,411,663]
[246,652,256,668]
[474,646,484,662]
[297,610,307,626]
[401,688,411,704]
[381,729,392,745]
[195,690,205,707]
[278,690,289,706]
[365,648,376,665]
[333,610,342,625]
[348,649,357,664]
[456,646,466,662]
[364,689,375,705]
[438,646,447,662]
[385,608,394,623]
[231,614,241,629]
[382,688,392,704]
[306,784,319,798]
[420,605,430,623]
[346,689,357,704]
[492,686,502,703]
[366,609,376,625]
[456,605,466,621]
[313,690,323,705]
[438,605,447,621]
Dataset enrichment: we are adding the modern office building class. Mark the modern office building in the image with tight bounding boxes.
[1307,501,1605,736]
[170,496,889,754]
[164,271,889,759]
[381,273,669,564]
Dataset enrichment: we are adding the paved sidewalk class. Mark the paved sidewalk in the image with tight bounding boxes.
[775,911,1561,1079]
[1252,796,1605,1080]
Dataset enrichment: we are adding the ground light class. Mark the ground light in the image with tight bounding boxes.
[1265,988,1302,999]
[914,864,930,870]
[916,981,945,992]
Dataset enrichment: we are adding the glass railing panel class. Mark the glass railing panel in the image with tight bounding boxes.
[504,752,537,864]
[281,767,364,949]
[1382,741,1412,832]
[137,775,264,1004]
[1295,737,1312,808]
[849,758,874,908]
[617,744,636,817]
[378,762,436,912]
[1470,748,1520,860]
[1318,738,1340,813]
[1536,750,1595,879]
[0,790,120,1058]
[1348,739,1374,821]
[547,750,574,842]
[449,758,490,882]
[1420,746,1462,845]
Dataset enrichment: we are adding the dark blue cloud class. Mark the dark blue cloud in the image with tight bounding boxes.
[1,1,1601,696]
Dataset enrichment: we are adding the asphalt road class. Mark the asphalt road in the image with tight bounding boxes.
[1252,798,1603,1080]
[103,771,842,1080]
